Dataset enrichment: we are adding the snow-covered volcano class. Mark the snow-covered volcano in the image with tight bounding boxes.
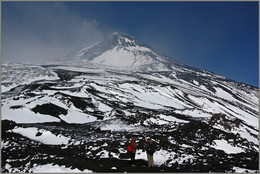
[2,32,259,172]
[60,32,176,71]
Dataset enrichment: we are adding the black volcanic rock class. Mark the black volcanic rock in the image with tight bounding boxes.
[2,120,16,132]
[31,103,67,118]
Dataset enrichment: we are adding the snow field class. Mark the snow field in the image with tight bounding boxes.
[59,108,97,124]
[52,66,105,74]
[158,114,189,123]
[92,47,136,67]
[9,127,70,145]
[232,166,259,173]
[135,149,194,167]
[209,140,245,154]
[32,164,92,173]
[1,103,60,123]
[215,87,236,101]
[119,83,188,110]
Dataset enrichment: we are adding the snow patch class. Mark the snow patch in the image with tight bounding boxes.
[59,108,97,124]
[100,119,141,131]
[210,140,245,154]
[32,164,92,173]
[10,127,70,145]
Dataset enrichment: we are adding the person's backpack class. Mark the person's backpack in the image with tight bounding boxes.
[147,143,156,155]
[127,144,133,152]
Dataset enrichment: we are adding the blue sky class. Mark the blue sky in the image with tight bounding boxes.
[2,1,259,87]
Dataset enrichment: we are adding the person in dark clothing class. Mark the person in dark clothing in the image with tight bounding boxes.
[144,138,156,167]
[128,137,138,167]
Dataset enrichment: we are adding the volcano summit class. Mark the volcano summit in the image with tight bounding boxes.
[60,32,177,71]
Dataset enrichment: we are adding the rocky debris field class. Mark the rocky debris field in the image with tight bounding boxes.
[2,119,258,173]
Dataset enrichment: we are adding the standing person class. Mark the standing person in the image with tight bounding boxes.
[145,138,156,167]
[127,137,139,167]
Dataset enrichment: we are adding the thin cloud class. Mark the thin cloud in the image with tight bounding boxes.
[2,2,105,63]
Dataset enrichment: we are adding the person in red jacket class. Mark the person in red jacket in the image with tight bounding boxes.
[127,137,139,167]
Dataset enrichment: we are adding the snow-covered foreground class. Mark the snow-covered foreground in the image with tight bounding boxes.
[2,120,259,173]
